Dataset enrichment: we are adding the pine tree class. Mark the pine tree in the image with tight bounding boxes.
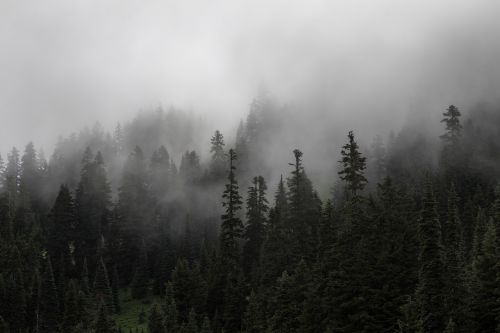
[210,130,226,180]
[3,271,27,332]
[470,222,499,332]
[117,146,153,284]
[440,105,462,147]
[260,175,290,286]
[48,185,75,265]
[182,308,198,333]
[244,290,265,333]
[94,302,114,333]
[163,282,178,332]
[416,180,446,333]
[39,256,60,333]
[94,257,113,313]
[286,149,321,263]
[131,239,149,299]
[200,315,212,333]
[75,148,111,266]
[242,176,268,278]
[222,272,245,333]
[111,266,121,313]
[219,149,243,269]
[62,280,83,331]
[81,257,90,295]
[338,131,367,200]
[442,185,468,331]
[148,303,166,333]
[20,142,40,209]
[172,258,207,321]
[4,147,20,214]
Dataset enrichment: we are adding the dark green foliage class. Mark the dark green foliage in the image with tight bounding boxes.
[163,282,178,332]
[62,280,83,331]
[111,266,121,313]
[242,176,268,278]
[220,149,243,269]
[75,149,112,266]
[470,222,499,332]
[210,130,226,180]
[39,256,60,333]
[338,131,367,199]
[131,240,150,299]
[48,185,75,261]
[94,257,113,312]
[148,303,165,333]
[417,181,446,333]
[172,258,207,321]
[95,303,114,333]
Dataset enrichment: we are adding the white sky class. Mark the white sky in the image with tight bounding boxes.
[1,0,500,154]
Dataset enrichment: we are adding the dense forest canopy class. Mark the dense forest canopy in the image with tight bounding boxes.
[1,96,500,332]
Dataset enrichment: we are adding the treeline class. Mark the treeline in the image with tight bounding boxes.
[1,102,500,332]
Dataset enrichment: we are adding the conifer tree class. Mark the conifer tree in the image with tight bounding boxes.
[62,280,83,331]
[183,308,198,333]
[147,303,165,333]
[260,176,290,286]
[222,273,245,333]
[219,149,243,269]
[442,185,468,331]
[470,222,499,332]
[242,176,268,278]
[93,257,113,313]
[4,147,20,214]
[416,181,446,333]
[111,266,121,314]
[200,315,212,333]
[117,146,153,282]
[75,148,111,266]
[338,131,367,200]
[244,290,265,333]
[39,256,60,333]
[94,302,114,333]
[131,239,149,299]
[81,257,90,295]
[48,185,75,265]
[163,282,178,332]
[210,130,226,180]
[440,105,462,147]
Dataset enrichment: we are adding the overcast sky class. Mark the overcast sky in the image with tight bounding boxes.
[1,0,500,155]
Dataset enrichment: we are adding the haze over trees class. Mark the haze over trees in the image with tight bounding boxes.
[1,99,500,333]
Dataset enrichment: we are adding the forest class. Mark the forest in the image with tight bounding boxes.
[1,97,500,333]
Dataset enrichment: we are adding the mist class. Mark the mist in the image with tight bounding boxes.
[1,0,500,158]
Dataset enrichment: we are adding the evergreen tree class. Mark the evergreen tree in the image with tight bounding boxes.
[75,149,111,266]
[117,146,153,283]
[62,280,83,331]
[94,302,114,333]
[440,105,462,147]
[48,185,75,264]
[242,176,268,278]
[210,130,226,180]
[416,181,446,333]
[219,149,243,269]
[148,303,165,333]
[39,256,60,333]
[130,239,150,299]
[4,147,20,214]
[470,222,499,332]
[93,257,113,313]
[111,266,121,314]
[163,282,178,332]
[338,131,367,200]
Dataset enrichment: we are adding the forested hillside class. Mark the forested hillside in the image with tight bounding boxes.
[1,100,500,333]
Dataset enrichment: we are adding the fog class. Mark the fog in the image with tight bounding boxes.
[1,0,500,157]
